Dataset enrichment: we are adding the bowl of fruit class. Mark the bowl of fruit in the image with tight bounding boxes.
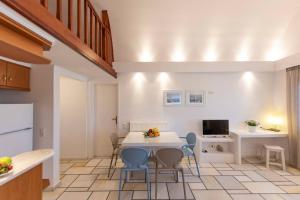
[0,157,13,177]
[144,128,160,137]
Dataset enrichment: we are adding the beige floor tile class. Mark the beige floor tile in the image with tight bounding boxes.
[212,163,230,168]
[220,170,243,175]
[200,176,223,189]
[257,170,288,182]
[227,189,250,194]
[107,191,133,200]
[43,188,65,200]
[234,176,252,182]
[151,183,169,199]
[231,194,264,200]
[199,168,220,175]
[199,163,213,168]
[132,191,149,199]
[216,167,233,171]
[279,185,300,193]
[229,164,258,171]
[123,182,147,190]
[66,188,89,192]
[189,182,206,190]
[242,182,285,193]
[274,170,292,176]
[280,194,300,200]
[70,159,89,163]
[88,192,109,200]
[90,180,120,191]
[70,175,97,187]
[243,171,268,181]
[73,162,87,167]
[86,159,102,167]
[193,190,231,200]
[167,183,194,199]
[60,163,74,172]
[215,176,245,189]
[283,176,300,185]
[97,174,110,180]
[59,175,79,187]
[272,182,296,186]
[92,168,110,174]
[178,175,202,183]
[98,159,112,167]
[57,192,91,200]
[261,194,285,200]
[65,167,95,175]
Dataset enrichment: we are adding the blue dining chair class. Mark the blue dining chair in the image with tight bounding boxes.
[118,148,151,200]
[182,132,200,177]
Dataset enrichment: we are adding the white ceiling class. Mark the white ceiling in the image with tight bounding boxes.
[95,0,300,62]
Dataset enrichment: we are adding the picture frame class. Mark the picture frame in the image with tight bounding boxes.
[186,91,205,106]
[163,90,184,106]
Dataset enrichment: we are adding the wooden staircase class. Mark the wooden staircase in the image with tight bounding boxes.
[2,0,117,78]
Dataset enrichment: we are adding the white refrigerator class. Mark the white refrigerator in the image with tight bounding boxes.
[0,104,33,157]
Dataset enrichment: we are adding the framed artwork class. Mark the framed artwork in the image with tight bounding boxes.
[163,90,184,106]
[186,91,205,106]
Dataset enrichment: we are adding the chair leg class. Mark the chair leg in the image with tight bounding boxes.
[108,152,115,178]
[180,169,187,200]
[281,150,286,171]
[155,162,158,200]
[266,149,270,169]
[193,152,200,177]
[145,169,151,200]
[118,169,123,200]
[114,154,118,166]
[187,156,191,165]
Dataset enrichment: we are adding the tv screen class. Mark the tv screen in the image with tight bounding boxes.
[203,120,229,136]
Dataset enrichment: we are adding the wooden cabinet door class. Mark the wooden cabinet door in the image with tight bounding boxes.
[6,62,30,90]
[0,60,7,86]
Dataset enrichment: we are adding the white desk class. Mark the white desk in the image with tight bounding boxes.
[231,130,288,165]
[122,132,183,148]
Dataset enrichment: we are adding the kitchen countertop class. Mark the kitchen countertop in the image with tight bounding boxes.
[0,149,54,186]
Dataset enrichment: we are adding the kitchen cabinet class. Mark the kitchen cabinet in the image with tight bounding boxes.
[0,59,30,91]
[0,60,6,86]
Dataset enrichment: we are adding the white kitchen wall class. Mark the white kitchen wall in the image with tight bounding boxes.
[118,72,276,136]
[60,76,88,159]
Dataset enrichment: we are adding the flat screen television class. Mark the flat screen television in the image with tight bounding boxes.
[203,120,229,136]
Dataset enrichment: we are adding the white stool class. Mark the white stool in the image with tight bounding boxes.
[264,145,286,171]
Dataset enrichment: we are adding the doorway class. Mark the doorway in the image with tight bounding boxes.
[95,84,118,156]
[59,76,88,159]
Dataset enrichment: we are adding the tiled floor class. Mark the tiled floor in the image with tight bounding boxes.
[43,158,300,200]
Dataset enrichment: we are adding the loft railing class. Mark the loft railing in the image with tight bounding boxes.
[3,0,116,77]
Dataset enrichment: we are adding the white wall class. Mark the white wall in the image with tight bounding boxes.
[118,72,276,136]
[280,8,300,58]
[60,76,88,159]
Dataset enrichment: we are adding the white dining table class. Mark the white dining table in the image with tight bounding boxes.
[121,131,183,148]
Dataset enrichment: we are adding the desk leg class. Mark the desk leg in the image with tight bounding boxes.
[234,135,242,165]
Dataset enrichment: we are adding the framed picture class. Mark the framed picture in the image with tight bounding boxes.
[163,90,184,106]
[186,91,205,106]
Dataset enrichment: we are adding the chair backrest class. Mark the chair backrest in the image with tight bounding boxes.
[120,148,149,168]
[155,148,184,168]
[110,133,119,150]
[186,132,196,149]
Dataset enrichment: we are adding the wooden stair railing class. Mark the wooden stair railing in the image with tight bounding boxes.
[2,0,117,78]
